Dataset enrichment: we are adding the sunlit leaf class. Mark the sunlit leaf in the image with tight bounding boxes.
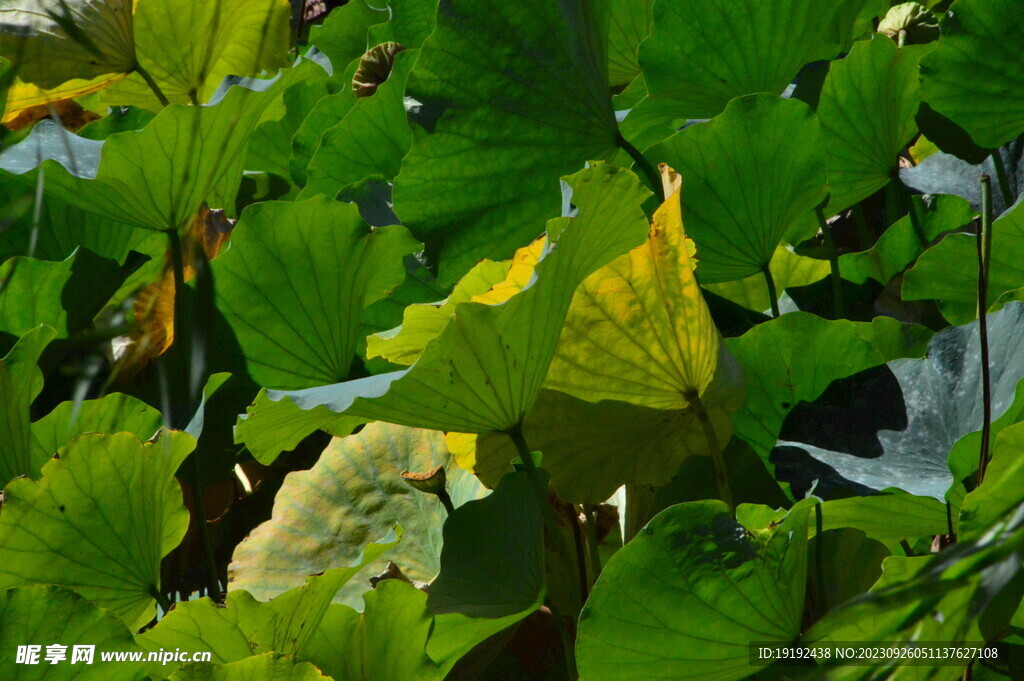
[228,423,485,606]
[650,95,828,283]
[0,326,55,488]
[0,431,195,630]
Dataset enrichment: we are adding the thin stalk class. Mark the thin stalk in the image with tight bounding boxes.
[583,504,603,583]
[762,264,781,318]
[884,178,902,234]
[165,230,222,602]
[990,152,1015,208]
[977,176,994,485]
[814,504,827,616]
[616,133,664,203]
[510,426,579,681]
[900,539,915,557]
[817,208,845,319]
[436,490,455,515]
[150,586,172,614]
[688,393,733,509]
[852,203,873,249]
[899,184,929,249]
[567,506,590,607]
[134,62,170,107]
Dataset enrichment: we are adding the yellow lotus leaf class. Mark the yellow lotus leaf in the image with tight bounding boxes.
[546,181,719,410]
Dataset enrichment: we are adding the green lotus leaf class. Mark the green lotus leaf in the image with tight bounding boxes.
[816,493,952,548]
[246,55,340,180]
[0,0,135,89]
[141,532,395,666]
[168,654,329,681]
[0,325,55,487]
[391,0,620,284]
[649,95,828,283]
[302,581,440,681]
[776,303,1024,499]
[0,586,145,681]
[607,0,653,88]
[426,470,545,674]
[365,0,436,48]
[269,164,649,434]
[576,499,814,681]
[805,556,996,681]
[306,1,387,69]
[366,258,511,366]
[958,421,1024,542]
[300,49,414,199]
[0,248,126,342]
[727,313,932,459]
[840,194,975,285]
[0,431,195,630]
[288,83,358,187]
[229,423,486,605]
[467,367,742,504]
[233,389,366,465]
[817,38,931,212]
[0,72,294,231]
[920,0,1024,149]
[31,392,162,462]
[102,0,291,108]
[704,245,830,314]
[903,196,1024,325]
[626,0,844,146]
[212,197,419,390]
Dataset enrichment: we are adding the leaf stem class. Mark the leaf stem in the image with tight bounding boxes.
[165,229,222,602]
[817,207,845,319]
[814,503,827,616]
[150,586,172,614]
[583,504,603,582]
[852,203,873,249]
[990,152,1015,209]
[687,392,733,509]
[134,62,170,107]
[508,425,580,680]
[977,175,993,485]
[762,263,781,318]
[616,133,664,203]
[884,178,902,236]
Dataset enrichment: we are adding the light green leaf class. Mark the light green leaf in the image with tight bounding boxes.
[0,73,292,231]
[31,392,162,462]
[366,258,511,366]
[841,194,975,285]
[0,586,146,681]
[300,49,415,199]
[626,0,843,146]
[727,314,933,459]
[576,499,813,681]
[303,581,440,681]
[306,2,387,68]
[233,389,366,465]
[212,197,420,390]
[649,95,828,283]
[169,654,329,681]
[270,164,650,434]
[228,423,485,606]
[607,0,653,88]
[817,38,931,212]
[0,431,194,630]
[0,0,135,88]
[903,196,1024,325]
[392,0,619,283]
[816,493,952,548]
[959,421,1024,541]
[0,325,55,488]
[920,0,1024,149]
[103,0,291,108]
[704,245,830,313]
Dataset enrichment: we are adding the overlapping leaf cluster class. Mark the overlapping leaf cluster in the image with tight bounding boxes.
[1,0,1024,679]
